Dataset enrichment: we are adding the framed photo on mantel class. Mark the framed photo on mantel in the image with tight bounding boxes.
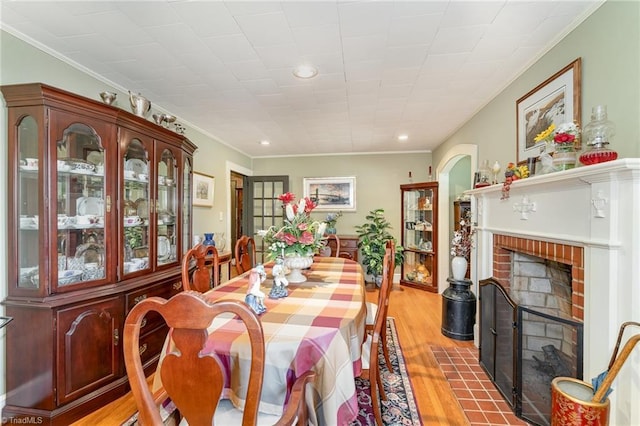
[516,58,582,163]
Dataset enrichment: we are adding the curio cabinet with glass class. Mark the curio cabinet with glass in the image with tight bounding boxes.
[2,83,197,425]
[400,182,438,292]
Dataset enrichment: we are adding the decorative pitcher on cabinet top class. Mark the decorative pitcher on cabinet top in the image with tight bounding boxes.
[129,91,151,118]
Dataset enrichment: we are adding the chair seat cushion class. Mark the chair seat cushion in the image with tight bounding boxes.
[361,333,373,370]
[366,301,378,325]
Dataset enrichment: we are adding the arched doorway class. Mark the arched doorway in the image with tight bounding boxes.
[435,144,478,293]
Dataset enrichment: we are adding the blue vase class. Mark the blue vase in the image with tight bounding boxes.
[203,233,215,246]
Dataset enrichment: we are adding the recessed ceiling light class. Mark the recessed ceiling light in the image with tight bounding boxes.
[260,140,270,146]
[398,134,409,141]
[293,64,318,79]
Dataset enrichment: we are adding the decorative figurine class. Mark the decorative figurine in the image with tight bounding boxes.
[245,264,267,315]
[269,256,289,299]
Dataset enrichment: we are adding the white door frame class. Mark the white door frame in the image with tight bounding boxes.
[435,144,478,293]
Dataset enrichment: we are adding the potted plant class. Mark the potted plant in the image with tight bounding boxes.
[355,208,404,285]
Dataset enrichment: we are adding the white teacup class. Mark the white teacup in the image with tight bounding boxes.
[76,215,92,225]
[124,170,136,179]
[130,258,146,270]
[25,158,38,168]
[58,215,69,227]
[124,216,141,225]
[165,178,174,185]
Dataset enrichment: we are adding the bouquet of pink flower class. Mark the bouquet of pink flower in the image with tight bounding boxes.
[258,192,326,260]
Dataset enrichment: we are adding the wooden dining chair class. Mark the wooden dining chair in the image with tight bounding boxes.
[234,235,256,274]
[365,239,396,371]
[360,247,393,426]
[181,243,220,291]
[124,291,315,426]
[319,234,341,257]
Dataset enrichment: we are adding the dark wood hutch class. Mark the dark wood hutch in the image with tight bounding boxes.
[1,83,197,425]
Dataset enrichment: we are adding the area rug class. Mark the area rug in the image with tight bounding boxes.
[350,317,421,425]
[123,317,420,426]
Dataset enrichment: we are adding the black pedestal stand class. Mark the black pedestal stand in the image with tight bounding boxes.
[441,277,476,341]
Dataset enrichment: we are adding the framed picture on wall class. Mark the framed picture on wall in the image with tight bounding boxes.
[193,172,215,207]
[516,58,582,163]
[303,176,356,211]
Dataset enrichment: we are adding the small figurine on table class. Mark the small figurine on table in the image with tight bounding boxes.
[245,263,267,315]
[269,256,289,299]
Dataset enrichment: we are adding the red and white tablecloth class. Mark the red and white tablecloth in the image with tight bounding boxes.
[156,256,366,425]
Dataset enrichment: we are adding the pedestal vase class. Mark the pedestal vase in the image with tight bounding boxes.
[283,255,314,283]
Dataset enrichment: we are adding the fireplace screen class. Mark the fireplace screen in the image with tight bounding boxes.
[479,278,584,426]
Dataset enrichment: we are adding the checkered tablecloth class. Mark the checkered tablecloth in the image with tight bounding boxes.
[156,256,366,425]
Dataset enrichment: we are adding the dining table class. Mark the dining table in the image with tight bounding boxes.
[154,256,367,425]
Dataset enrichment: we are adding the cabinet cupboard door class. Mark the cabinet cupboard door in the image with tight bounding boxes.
[50,109,117,293]
[56,296,122,404]
[121,128,153,278]
[156,142,180,267]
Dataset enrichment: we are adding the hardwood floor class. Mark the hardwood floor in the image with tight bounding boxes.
[72,283,474,425]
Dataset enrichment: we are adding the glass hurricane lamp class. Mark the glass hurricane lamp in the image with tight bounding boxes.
[579,105,618,165]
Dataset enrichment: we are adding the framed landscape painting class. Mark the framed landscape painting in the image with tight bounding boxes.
[303,177,356,211]
[516,58,581,162]
[193,172,214,207]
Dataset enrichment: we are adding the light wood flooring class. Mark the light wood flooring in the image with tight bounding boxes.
[72,283,475,425]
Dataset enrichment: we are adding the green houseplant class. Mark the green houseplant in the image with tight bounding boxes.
[355,208,404,285]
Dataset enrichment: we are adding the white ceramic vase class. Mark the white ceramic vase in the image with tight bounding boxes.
[451,256,468,281]
[284,255,314,283]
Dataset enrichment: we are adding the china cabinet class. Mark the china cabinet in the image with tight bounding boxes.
[400,182,438,292]
[1,83,196,425]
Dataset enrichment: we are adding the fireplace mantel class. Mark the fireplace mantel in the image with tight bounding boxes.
[469,159,640,425]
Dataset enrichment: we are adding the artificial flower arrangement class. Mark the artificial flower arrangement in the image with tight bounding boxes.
[324,211,342,232]
[450,211,475,258]
[534,121,581,150]
[258,192,326,261]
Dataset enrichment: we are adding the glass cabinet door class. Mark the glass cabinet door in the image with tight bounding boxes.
[182,157,192,256]
[156,144,179,266]
[17,115,41,290]
[401,184,437,291]
[54,117,112,291]
[122,135,152,277]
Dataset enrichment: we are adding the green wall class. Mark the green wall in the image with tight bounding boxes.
[253,152,432,241]
[433,0,640,169]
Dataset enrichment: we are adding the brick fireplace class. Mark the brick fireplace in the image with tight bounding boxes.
[492,234,584,321]
[469,159,640,425]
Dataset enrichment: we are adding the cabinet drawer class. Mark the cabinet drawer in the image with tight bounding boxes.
[138,324,170,365]
[125,280,183,331]
[340,237,358,249]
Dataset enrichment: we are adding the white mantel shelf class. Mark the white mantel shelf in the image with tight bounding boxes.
[468,158,640,425]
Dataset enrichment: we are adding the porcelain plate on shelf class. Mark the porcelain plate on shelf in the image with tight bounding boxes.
[157,236,170,261]
[77,197,104,216]
[125,158,148,175]
[135,198,149,219]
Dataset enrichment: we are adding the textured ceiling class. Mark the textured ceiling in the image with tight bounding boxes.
[1,1,601,157]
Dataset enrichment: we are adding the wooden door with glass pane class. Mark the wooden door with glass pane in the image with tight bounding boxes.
[244,176,288,264]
